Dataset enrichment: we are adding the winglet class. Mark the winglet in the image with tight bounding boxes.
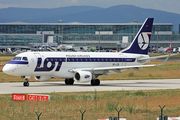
[155,55,170,66]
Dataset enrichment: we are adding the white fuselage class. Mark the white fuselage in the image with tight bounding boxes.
[3,51,149,79]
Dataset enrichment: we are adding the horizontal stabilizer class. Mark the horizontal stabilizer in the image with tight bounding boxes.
[138,54,177,61]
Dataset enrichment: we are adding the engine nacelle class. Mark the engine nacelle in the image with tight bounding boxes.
[74,71,92,83]
[34,76,51,81]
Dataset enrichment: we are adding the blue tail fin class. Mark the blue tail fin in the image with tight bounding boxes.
[121,18,154,54]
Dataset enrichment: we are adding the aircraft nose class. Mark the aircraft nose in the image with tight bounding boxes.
[2,64,12,75]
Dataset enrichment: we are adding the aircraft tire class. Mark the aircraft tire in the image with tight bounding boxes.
[95,79,100,86]
[65,79,74,85]
[65,79,69,85]
[23,82,29,87]
[69,79,74,85]
[91,79,100,86]
[91,80,95,86]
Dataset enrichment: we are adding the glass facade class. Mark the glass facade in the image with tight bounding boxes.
[0,35,41,46]
[0,23,173,34]
[0,22,179,48]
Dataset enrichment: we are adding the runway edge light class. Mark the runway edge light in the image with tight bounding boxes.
[12,94,26,101]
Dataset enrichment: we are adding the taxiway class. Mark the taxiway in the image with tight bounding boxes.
[0,79,180,94]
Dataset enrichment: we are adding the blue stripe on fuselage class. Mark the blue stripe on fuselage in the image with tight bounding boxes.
[6,58,135,65]
[7,61,28,65]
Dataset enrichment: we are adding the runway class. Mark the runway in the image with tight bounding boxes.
[0,79,180,94]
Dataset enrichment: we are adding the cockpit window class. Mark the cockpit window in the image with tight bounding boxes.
[12,57,21,61]
[22,57,28,61]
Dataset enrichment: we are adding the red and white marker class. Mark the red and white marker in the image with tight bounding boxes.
[27,94,50,101]
[12,94,26,101]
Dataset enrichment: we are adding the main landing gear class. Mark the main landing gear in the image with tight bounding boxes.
[64,78,100,86]
[65,78,74,85]
[91,79,100,86]
[23,78,29,87]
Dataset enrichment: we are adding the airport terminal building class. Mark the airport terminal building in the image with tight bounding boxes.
[0,21,179,50]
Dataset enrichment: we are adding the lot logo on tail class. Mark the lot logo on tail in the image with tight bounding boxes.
[138,32,150,50]
[121,18,154,54]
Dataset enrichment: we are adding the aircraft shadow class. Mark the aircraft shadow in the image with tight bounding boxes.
[12,81,178,88]
[16,82,156,88]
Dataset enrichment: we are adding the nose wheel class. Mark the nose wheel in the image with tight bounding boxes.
[23,78,29,87]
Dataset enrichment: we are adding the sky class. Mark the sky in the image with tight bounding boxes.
[0,0,180,14]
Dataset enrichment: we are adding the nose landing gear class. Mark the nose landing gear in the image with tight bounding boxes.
[23,78,29,87]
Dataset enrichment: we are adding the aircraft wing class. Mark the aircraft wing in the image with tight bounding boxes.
[69,55,171,73]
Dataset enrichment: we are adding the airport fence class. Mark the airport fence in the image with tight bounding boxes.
[1,109,177,120]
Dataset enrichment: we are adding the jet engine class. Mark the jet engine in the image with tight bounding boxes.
[34,76,51,81]
[74,71,92,83]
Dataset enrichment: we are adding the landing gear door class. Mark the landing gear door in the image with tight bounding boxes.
[119,54,126,66]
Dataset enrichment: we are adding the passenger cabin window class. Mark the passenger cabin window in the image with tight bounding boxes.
[22,57,28,61]
[12,57,21,61]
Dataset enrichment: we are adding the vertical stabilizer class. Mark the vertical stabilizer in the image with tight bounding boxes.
[121,18,154,54]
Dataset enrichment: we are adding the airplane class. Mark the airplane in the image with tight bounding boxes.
[163,42,172,52]
[2,18,176,87]
[58,44,74,51]
[158,42,172,53]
